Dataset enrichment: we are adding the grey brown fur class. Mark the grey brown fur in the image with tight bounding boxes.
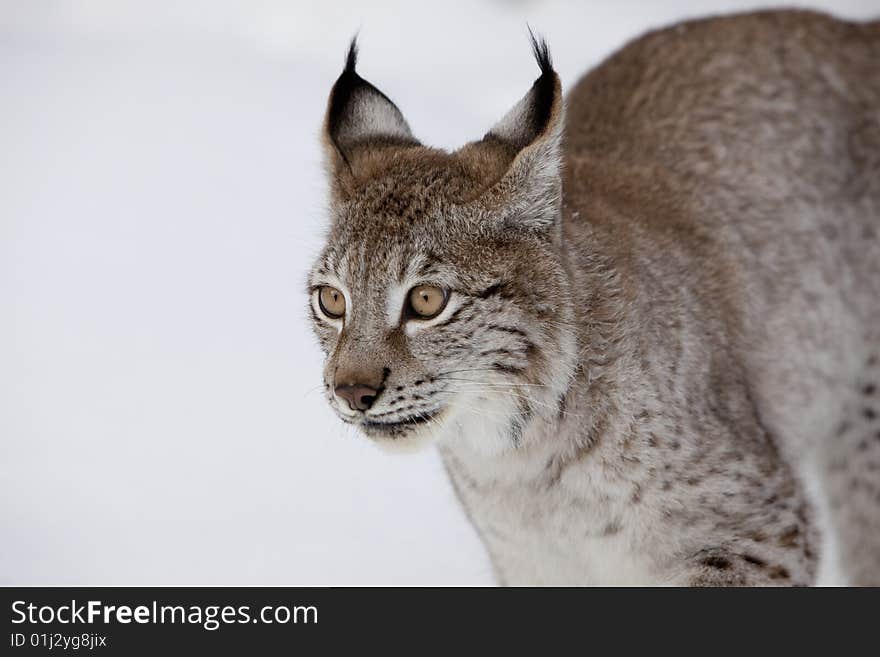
[308,10,880,585]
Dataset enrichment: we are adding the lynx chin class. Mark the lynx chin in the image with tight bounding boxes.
[307,10,880,586]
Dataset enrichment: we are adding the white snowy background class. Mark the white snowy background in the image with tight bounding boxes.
[2,0,877,585]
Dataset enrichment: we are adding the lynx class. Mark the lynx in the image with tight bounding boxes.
[307,10,880,585]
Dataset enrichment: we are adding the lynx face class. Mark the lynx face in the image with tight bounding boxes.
[308,39,577,452]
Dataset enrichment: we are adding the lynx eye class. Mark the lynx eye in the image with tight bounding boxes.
[317,285,346,319]
[407,285,448,319]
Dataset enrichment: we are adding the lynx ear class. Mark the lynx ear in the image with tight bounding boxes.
[323,39,419,183]
[472,34,564,232]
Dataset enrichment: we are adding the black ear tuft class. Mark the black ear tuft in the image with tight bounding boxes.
[526,28,556,139]
[326,37,364,145]
[528,27,553,78]
[344,36,358,73]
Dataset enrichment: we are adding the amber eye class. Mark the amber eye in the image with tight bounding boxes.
[408,285,448,319]
[317,285,346,319]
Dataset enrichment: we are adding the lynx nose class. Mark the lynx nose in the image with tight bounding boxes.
[334,384,379,412]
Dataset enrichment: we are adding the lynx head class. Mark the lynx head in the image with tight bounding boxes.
[307,36,577,454]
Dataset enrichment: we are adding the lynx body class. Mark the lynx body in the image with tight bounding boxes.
[308,10,880,585]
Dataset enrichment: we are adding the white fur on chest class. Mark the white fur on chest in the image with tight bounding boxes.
[439,417,670,586]
[485,496,666,586]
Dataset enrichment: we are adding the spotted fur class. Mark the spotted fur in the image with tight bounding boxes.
[308,10,880,585]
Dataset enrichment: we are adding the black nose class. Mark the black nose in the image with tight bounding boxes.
[334,384,379,411]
